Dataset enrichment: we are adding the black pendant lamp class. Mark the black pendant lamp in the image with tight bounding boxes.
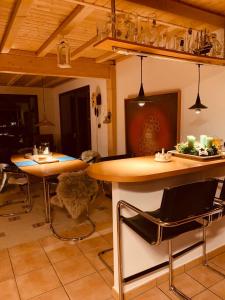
[189,64,207,114]
[135,55,147,107]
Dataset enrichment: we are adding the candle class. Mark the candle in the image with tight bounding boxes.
[187,135,196,148]
[206,136,213,148]
[162,148,165,155]
[200,135,207,148]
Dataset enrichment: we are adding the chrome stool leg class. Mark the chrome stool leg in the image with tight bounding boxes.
[168,240,191,300]
[0,173,32,217]
[98,248,113,273]
[46,173,97,242]
[49,205,96,241]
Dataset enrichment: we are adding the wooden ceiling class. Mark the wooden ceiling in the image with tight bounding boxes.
[0,73,75,87]
[0,0,225,87]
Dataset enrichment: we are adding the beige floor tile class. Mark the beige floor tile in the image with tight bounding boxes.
[16,265,61,300]
[65,272,112,300]
[207,262,225,275]
[95,221,113,232]
[78,235,110,253]
[193,289,221,300]
[39,235,63,249]
[0,256,14,282]
[99,268,114,287]
[53,254,96,284]
[9,241,42,257]
[0,248,9,260]
[84,246,113,271]
[186,265,223,288]
[135,287,170,300]
[84,247,109,271]
[210,279,225,299]
[159,273,205,299]
[29,287,69,300]
[101,232,113,246]
[210,252,225,270]
[44,242,82,263]
[11,248,50,276]
[0,279,20,300]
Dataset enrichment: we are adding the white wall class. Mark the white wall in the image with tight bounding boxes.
[52,78,108,156]
[0,85,56,137]
[116,56,225,153]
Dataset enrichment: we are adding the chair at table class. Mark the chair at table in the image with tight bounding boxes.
[0,163,32,217]
[117,179,222,300]
[47,170,99,241]
[81,150,101,164]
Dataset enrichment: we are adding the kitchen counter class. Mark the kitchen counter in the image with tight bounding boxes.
[88,155,225,297]
[87,155,225,182]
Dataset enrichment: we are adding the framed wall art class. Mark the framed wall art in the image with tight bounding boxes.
[125,90,181,156]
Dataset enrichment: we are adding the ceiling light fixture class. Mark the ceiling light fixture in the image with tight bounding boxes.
[35,78,54,127]
[57,39,71,69]
[189,64,207,114]
[134,55,148,107]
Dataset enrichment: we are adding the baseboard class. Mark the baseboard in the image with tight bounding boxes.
[111,244,225,299]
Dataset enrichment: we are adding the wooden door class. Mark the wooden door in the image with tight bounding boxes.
[59,86,91,157]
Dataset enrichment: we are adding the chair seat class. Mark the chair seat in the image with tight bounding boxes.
[122,209,202,245]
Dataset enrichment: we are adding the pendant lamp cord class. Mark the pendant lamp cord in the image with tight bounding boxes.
[197,64,201,95]
[42,77,46,114]
[140,56,143,85]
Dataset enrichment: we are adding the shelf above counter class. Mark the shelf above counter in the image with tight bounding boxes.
[94,37,225,66]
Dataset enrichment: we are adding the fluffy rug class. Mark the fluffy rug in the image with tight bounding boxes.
[81,150,101,163]
[50,170,99,219]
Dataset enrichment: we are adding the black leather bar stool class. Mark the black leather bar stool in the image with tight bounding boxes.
[205,178,225,276]
[117,179,222,300]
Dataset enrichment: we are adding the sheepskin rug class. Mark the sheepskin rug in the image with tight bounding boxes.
[81,150,100,163]
[50,170,99,219]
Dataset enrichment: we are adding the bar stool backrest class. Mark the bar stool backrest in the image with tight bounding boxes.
[219,180,225,200]
[159,179,218,222]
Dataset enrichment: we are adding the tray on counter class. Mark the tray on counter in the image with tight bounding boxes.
[168,150,223,161]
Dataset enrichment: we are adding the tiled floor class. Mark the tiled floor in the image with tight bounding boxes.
[1,183,225,299]
[2,235,225,300]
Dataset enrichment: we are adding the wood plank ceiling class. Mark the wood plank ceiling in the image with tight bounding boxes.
[0,0,225,87]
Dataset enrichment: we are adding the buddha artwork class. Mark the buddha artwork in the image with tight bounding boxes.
[125,91,180,156]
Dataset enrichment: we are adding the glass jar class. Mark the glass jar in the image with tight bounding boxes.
[137,17,149,44]
[148,19,158,46]
[210,33,222,57]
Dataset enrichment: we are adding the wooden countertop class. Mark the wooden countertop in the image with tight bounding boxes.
[87,155,225,182]
[11,153,87,178]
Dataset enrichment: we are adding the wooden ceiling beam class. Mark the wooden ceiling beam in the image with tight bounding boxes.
[0,0,33,53]
[36,5,95,57]
[24,75,42,87]
[127,0,225,28]
[45,77,74,88]
[64,0,109,12]
[0,53,111,79]
[7,74,24,86]
[71,35,98,60]
[96,52,121,63]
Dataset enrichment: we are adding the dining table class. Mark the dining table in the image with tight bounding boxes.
[11,152,88,222]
